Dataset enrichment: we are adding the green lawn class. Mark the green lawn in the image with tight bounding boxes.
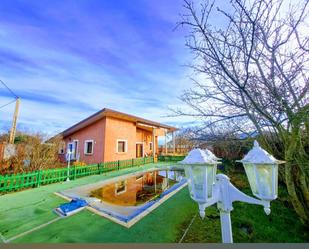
[0,163,308,243]
[179,183,309,243]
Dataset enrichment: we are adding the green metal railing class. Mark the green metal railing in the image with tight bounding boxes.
[0,157,154,194]
[158,155,186,162]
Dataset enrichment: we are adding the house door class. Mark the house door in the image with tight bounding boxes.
[67,143,74,161]
[67,140,79,160]
[73,140,79,160]
[136,143,143,158]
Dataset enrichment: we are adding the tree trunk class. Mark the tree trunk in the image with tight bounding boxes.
[284,127,309,226]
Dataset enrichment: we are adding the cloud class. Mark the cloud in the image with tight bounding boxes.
[0,0,197,136]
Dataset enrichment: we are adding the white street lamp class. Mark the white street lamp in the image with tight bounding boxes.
[179,141,285,243]
[66,151,72,182]
[238,140,285,202]
[181,148,220,218]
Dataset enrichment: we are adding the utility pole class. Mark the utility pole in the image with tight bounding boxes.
[8,97,20,144]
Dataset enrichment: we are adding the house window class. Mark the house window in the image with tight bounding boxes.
[84,140,94,155]
[117,140,127,153]
[115,180,126,195]
[149,142,153,150]
[58,141,65,154]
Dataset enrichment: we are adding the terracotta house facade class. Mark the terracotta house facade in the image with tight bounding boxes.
[58,108,177,164]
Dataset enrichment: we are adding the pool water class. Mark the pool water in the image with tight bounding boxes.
[56,168,186,226]
[89,170,180,206]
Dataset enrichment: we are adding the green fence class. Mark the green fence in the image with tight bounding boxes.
[158,155,186,162]
[0,157,154,194]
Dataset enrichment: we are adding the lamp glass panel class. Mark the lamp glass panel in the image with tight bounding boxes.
[207,165,215,198]
[256,164,277,199]
[274,164,278,197]
[184,167,193,197]
[212,165,217,184]
[184,164,215,202]
[243,163,259,196]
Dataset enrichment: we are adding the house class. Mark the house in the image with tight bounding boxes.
[58,108,177,164]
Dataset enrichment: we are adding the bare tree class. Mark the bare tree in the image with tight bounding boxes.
[177,0,309,225]
[0,132,64,174]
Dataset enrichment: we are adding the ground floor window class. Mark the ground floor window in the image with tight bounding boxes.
[117,139,127,153]
[58,141,65,154]
[115,180,126,195]
[84,140,94,155]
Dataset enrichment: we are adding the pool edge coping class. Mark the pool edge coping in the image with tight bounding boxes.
[53,166,187,228]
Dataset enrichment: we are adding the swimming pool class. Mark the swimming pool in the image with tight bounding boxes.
[55,167,187,227]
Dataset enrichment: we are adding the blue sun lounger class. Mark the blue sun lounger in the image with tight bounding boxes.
[54,198,88,217]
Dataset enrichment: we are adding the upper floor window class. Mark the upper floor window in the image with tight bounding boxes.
[117,139,127,153]
[84,140,94,155]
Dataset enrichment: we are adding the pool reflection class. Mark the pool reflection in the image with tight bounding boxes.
[90,170,184,206]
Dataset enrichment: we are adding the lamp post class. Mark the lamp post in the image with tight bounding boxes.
[66,151,72,182]
[179,141,285,243]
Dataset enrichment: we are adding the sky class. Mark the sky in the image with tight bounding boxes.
[0,0,199,137]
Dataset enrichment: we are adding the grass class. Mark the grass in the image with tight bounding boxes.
[0,162,308,243]
[0,163,166,240]
[11,190,196,243]
[178,172,309,243]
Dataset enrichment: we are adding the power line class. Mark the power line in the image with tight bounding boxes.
[0,79,18,99]
[0,99,16,109]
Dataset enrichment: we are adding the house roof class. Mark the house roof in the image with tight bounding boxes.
[61,108,178,137]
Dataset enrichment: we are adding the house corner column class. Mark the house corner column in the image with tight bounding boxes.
[164,129,167,155]
[172,131,176,155]
[152,127,156,158]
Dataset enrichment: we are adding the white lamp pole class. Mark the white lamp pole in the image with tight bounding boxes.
[179,141,285,243]
[66,151,72,182]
